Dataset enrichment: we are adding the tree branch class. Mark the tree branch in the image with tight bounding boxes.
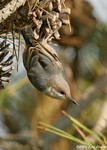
[0,0,27,23]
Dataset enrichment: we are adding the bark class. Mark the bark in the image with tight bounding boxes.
[0,0,31,34]
[0,0,26,23]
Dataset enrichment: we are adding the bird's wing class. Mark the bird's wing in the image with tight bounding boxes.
[23,46,39,70]
[37,41,63,71]
[39,41,59,61]
[38,53,62,75]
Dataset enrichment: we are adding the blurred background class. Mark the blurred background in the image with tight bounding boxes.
[0,0,107,149]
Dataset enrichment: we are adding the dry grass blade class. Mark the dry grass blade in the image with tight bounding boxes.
[72,123,90,144]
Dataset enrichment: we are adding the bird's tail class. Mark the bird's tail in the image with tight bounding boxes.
[21,26,35,46]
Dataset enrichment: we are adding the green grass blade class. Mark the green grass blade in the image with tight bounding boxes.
[62,111,103,144]
[39,122,90,145]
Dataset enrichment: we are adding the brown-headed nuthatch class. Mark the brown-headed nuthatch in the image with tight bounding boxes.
[21,26,78,105]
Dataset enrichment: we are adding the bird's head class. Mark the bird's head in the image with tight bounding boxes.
[45,74,78,105]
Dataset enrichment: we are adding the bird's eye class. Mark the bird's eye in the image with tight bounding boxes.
[60,91,64,95]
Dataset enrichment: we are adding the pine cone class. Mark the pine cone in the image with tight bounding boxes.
[0,40,14,89]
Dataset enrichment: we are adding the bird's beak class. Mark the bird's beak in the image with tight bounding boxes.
[67,97,78,105]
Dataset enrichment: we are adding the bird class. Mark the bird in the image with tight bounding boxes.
[21,26,78,105]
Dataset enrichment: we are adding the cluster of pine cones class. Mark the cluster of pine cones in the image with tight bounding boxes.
[29,0,70,42]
